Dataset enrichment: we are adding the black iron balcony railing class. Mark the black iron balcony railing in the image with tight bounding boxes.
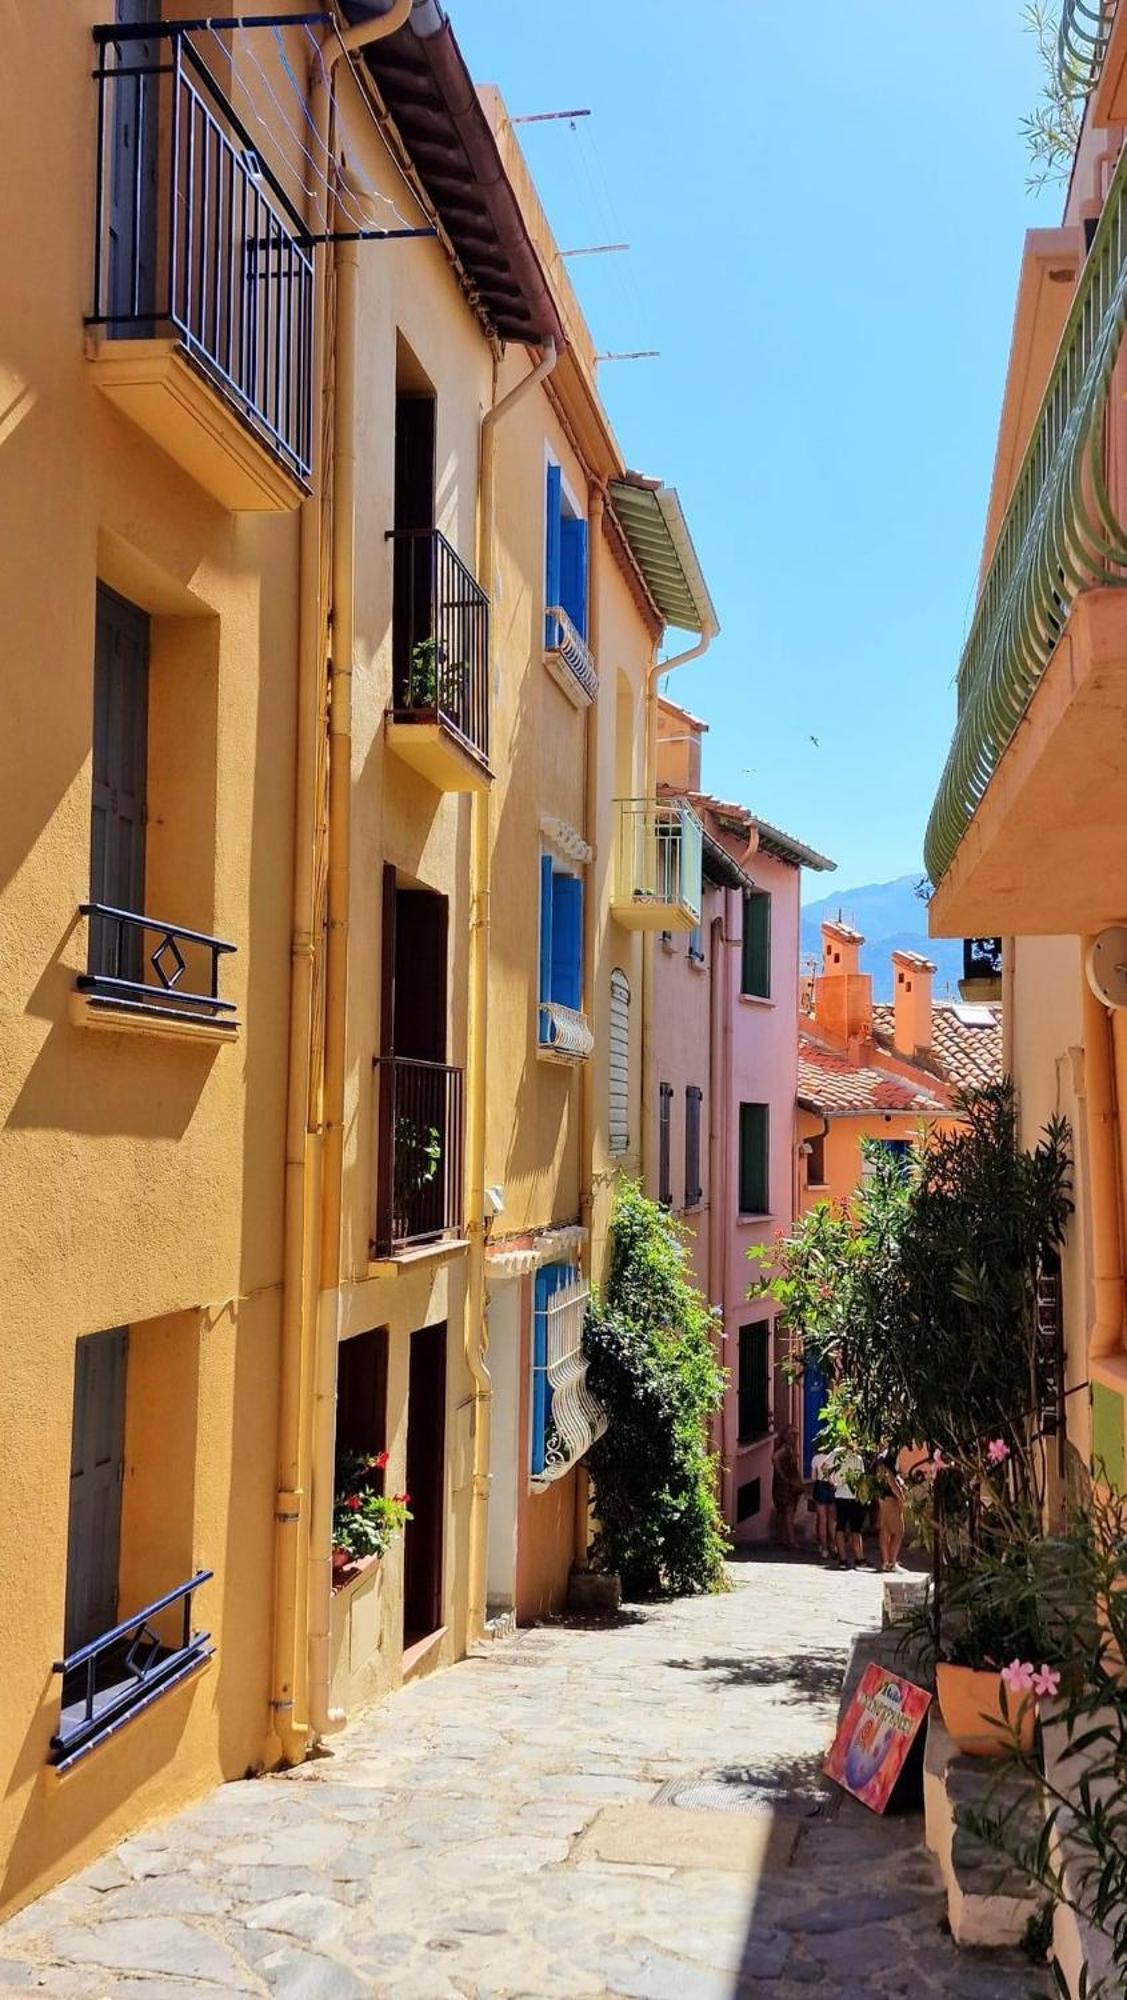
[79,903,238,1026]
[387,528,490,768]
[373,1055,465,1258]
[51,1570,213,1771]
[89,22,314,485]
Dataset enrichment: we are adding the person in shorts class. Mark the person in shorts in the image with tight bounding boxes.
[877,1447,906,1572]
[809,1441,837,1559]
[833,1448,866,1569]
[771,1425,805,1551]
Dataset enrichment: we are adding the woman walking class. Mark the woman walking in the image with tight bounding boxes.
[771,1425,806,1552]
[809,1438,837,1560]
[832,1446,866,1570]
[876,1447,906,1572]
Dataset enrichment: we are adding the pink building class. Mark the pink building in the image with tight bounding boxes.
[649,702,833,1541]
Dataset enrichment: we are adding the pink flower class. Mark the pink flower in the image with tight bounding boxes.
[929,1448,946,1474]
[373,1450,390,1470]
[987,1439,1010,1465]
[1032,1665,1061,1698]
[1001,1660,1036,1693]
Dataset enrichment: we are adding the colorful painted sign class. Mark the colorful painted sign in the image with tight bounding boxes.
[824,1663,931,1814]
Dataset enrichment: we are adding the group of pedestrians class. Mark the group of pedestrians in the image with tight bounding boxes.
[770,1426,906,1572]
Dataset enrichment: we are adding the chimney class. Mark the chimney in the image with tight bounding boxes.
[813,920,872,1047]
[656,697,707,794]
[891,950,935,1057]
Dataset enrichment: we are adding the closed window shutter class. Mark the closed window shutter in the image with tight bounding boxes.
[559,516,588,640]
[544,464,562,641]
[741,892,771,997]
[658,1083,673,1206]
[550,872,583,1011]
[538,852,554,1011]
[739,1102,769,1214]
[609,969,630,1155]
[685,1086,702,1207]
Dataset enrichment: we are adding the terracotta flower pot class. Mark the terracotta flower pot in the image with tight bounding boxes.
[935,1662,1036,1759]
[331,1547,352,1575]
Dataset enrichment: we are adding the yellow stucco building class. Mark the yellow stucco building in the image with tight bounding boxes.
[0,0,718,1915]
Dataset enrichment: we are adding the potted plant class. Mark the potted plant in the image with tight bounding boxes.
[331,1449,411,1581]
[406,637,439,709]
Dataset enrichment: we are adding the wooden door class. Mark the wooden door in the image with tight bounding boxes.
[403,1323,446,1646]
[90,585,149,978]
[65,1329,128,1654]
[109,0,160,329]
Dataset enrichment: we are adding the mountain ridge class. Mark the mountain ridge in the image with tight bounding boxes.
[801,873,962,1004]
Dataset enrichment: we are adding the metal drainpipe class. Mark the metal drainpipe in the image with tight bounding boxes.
[1081,945,1126,1364]
[306,0,414,1747]
[574,479,605,1568]
[465,338,560,1641]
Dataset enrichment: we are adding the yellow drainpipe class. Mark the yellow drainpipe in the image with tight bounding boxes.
[466,337,559,1640]
[640,627,715,1182]
[579,480,605,1262]
[306,0,413,1745]
[1082,944,1125,1364]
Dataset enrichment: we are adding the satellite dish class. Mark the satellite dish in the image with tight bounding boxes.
[1086,927,1127,1009]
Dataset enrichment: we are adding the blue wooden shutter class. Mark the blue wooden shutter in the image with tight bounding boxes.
[538,853,554,1017]
[544,465,562,643]
[559,516,588,640]
[550,872,583,1011]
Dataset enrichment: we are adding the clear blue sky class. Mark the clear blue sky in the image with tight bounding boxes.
[448,0,1058,891]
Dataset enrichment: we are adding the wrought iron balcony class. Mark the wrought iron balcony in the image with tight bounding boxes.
[538,1000,594,1060]
[87,23,313,503]
[386,529,491,787]
[1058,0,1115,95]
[78,904,238,1028]
[372,1055,465,1259]
[51,1571,213,1771]
[611,798,703,933]
[544,603,597,705]
[924,133,1127,887]
[531,1276,607,1487]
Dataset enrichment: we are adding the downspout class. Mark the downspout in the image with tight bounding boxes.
[640,625,716,1183]
[307,0,414,1745]
[467,338,560,1640]
[1082,944,1125,1363]
[575,478,605,1569]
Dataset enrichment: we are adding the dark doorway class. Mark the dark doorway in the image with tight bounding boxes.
[65,1328,128,1653]
[392,390,437,706]
[109,0,160,331]
[403,1323,446,1648]
[382,869,449,1064]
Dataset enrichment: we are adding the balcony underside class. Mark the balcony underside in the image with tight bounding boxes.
[611,895,698,934]
[930,590,1127,938]
[87,337,306,514]
[386,715,492,794]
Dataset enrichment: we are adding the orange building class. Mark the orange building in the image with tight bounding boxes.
[797,920,1002,1211]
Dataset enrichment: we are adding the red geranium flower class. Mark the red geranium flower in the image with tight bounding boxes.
[393,1493,410,1506]
[373,1450,390,1470]
[346,1493,362,1512]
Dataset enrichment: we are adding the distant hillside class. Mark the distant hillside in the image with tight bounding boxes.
[801,874,962,1004]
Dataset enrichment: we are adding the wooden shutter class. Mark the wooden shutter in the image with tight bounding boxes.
[109,0,160,328]
[538,853,554,1023]
[544,465,562,623]
[738,1103,769,1214]
[685,1086,702,1207]
[609,970,630,1155]
[91,585,149,979]
[741,891,771,998]
[737,1321,769,1444]
[658,1083,673,1206]
[559,516,588,640]
[65,1328,128,1653]
[531,1267,552,1475]
[550,872,583,1011]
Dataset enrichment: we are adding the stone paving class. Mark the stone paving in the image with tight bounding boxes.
[0,1554,1051,1999]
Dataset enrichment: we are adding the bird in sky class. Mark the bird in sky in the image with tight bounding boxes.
[809,734,820,749]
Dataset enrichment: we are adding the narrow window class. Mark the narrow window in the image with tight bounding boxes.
[544,463,588,646]
[65,1328,129,1653]
[685,1085,703,1208]
[532,1262,575,1475]
[90,585,149,978]
[738,1321,770,1444]
[687,923,704,963]
[538,854,584,1039]
[741,890,771,998]
[738,1102,770,1214]
[658,1083,673,1207]
[806,1130,826,1187]
[609,970,630,1154]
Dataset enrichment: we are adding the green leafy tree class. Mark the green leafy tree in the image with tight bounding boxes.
[583,1180,728,1598]
[1021,3,1087,193]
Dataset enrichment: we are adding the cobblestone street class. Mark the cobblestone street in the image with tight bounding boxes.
[0,1556,1049,1999]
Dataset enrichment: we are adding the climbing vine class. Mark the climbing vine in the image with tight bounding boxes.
[583,1180,728,1598]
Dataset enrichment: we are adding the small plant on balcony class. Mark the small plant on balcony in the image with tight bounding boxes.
[407,637,439,708]
[331,1449,410,1569]
[394,1113,441,1211]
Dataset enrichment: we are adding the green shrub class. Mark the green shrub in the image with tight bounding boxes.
[583,1180,728,1598]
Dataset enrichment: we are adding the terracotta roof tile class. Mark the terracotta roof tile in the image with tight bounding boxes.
[870,1001,1003,1095]
[798,1035,949,1118]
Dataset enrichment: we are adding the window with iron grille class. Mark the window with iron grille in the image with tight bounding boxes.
[609,970,631,1154]
[685,1086,703,1208]
[741,891,771,998]
[658,1083,674,1207]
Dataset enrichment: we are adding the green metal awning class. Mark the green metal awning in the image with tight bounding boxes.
[609,475,719,636]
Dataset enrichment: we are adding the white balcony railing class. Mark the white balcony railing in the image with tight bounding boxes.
[539,1000,594,1059]
[544,603,598,702]
[612,797,703,929]
[533,1277,608,1487]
